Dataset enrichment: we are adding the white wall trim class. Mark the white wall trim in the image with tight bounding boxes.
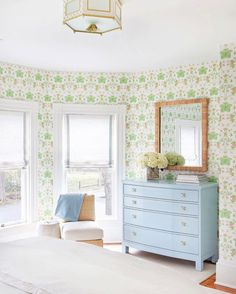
[53,103,126,201]
[0,99,38,112]
[216,259,236,289]
[0,98,39,224]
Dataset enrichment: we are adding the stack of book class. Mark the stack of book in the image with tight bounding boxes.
[176,174,208,184]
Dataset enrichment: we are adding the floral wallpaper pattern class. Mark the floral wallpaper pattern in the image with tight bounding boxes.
[219,44,236,261]
[0,43,235,261]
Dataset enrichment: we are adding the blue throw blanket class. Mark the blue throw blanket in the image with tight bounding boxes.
[55,193,84,222]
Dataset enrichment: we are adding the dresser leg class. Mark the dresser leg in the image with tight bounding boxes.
[122,245,129,254]
[195,260,204,271]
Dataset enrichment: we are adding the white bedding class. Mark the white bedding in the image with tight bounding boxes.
[0,237,219,294]
[0,281,26,293]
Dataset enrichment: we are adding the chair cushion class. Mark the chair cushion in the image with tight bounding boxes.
[79,195,95,221]
[60,221,103,241]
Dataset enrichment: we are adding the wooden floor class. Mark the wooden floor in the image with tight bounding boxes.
[200,274,236,294]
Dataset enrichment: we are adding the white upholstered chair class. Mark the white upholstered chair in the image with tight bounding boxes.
[59,195,104,247]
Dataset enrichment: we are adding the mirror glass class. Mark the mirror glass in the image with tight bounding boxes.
[160,103,202,167]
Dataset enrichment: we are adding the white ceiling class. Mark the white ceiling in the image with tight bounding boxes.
[0,0,236,72]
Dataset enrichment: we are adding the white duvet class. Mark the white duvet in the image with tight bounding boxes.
[0,237,219,294]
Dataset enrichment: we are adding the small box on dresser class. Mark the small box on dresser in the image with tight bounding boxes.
[122,180,218,271]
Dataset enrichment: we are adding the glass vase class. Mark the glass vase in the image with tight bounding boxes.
[146,167,159,180]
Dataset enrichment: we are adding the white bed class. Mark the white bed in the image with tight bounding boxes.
[0,237,219,294]
[0,282,26,294]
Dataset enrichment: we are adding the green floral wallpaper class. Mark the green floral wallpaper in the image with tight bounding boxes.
[0,43,235,261]
[219,44,236,261]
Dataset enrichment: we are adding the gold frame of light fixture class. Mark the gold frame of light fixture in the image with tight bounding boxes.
[64,0,122,35]
[64,16,122,35]
[115,3,121,20]
[64,20,122,35]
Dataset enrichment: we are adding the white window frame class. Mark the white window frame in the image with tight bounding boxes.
[0,99,38,225]
[53,103,126,242]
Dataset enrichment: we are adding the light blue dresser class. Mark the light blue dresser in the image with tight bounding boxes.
[122,180,218,271]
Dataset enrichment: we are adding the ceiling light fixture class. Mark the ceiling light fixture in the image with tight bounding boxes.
[64,0,122,35]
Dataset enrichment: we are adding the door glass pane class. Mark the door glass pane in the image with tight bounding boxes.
[66,167,113,219]
[0,169,22,226]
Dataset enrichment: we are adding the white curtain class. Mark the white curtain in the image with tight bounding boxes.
[0,111,25,168]
[66,114,112,167]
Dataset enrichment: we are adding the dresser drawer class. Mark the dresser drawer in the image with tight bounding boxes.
[124,225,198,255]
[124,196,199,216]
[124,208,199,235]
[124,184,198,202]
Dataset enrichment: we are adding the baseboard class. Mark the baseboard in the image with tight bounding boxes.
[216,259,236,289]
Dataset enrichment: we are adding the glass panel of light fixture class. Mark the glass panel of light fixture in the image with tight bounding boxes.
[87,0,111,12]
[66,0,80,15]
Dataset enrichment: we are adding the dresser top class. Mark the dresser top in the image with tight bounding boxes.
[123,179,218,190]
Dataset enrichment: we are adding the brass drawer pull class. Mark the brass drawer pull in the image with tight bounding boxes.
[132,187,137,192]
[181,241,186,246]
[132,214,137,219]
[181,221,187,227]
[132,232,137,236]
[132,200,137,205]
[181,206,187,211]
[181,193,186,198]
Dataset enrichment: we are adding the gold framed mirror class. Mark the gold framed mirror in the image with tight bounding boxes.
[155,98,209,172]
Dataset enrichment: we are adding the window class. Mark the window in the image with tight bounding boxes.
[64,114,114,218]
[53,104,125,241]
[0,111,25,226]
[0,100,38,227]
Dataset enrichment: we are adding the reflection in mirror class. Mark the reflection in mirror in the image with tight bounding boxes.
[156,98,208,172]
[160,103,202,167]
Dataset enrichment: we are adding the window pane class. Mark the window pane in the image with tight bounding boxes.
[0,169,22,226]
[66,168,113,218]
[0,111,24,167]
[68,115,111,166]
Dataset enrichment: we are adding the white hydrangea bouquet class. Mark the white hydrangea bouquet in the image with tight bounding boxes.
[140,152,168,180]
[140,151,185,180]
